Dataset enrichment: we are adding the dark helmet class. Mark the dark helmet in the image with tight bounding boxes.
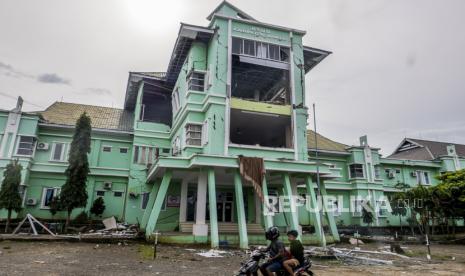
[287,230,299,238]
[265,226,280,240]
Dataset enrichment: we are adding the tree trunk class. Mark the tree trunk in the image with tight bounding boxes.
[65,210,71,233]
[5,209,12,233]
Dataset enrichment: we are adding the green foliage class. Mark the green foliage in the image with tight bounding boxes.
[73,211,89,224]
[90,197,106,218]
[361,201,374,226]
[49,196,62,217]
[60,113,91,229]
[0,160,23,212]
[0,160,23,232]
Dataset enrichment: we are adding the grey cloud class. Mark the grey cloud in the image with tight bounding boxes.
[0,61,34,79]
[37,73,71,85]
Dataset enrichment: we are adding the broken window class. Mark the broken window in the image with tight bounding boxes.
[349,164,365,178]
[139,84,172,126]
[230,110,292,148]
[187,71,205,92]
[185,124,202,146]
[133,146,158,165]
[141,192,150,209]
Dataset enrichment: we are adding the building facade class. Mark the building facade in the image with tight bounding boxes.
[0,2,464,248]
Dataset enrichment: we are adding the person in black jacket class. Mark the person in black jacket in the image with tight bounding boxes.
[283,230,304,275]
[260,226,286,276]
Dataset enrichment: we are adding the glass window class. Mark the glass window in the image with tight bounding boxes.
[353,199,363,216]
[232,37,243,54]
[423,172,430,185]
[16,136,35,155]
[243,39,256,56]
[268,44,280,60]
[41,188,60,208]
[133,146,139,163]
[172,88,180,113]
[374,166,381,179]
[256,42,269,59]
[102,146,111,152]
[415,170,422,185]
[120,148,128,154]
[141,192,150,209]
[280,47,290,62]
[51,142,66,161]
[188,72,205,92]
[349,164,364,178]
[114,191,123,197]
[185,124,202,146]
[96,191,105,197]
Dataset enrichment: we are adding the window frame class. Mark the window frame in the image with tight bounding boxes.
[187,71,206,92]
[102,145,112,152]
[349,164,365,179]
[50,142,67,162]
[119,147,128,154]
[40,187,61,209]
[185,123,203,147]
[231,36,290,63]
[352,199,363,217]
[141,192,150,210]
[15,135,36,156]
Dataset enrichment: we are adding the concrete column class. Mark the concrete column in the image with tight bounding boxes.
[319,180,340,242]
[261,176,274,229]
[179,179,188,223]
[193,171,208,237]
[145,170,172,239]
[234,171,248,249]
[140,179,160,231]
[304,176,325,246]
[282,173,299,234]
[207,168,219,248]
[254,191,262,224]
[291,178,303,236]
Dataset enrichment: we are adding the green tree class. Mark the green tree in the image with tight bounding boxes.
[0,160,23,233]
[90,197,105,218]
[60,112,91,232]
[362,201,374,227]
[49,196,61,219]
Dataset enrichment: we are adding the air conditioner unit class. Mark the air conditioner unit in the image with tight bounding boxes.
[387,171,395,179]
[26,198,37,206]
[411,171,418,177]
[103,182,112,190]
[36,142,49,150]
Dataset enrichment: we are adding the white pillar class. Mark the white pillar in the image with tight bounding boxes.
[179,179,188,223]
[291,178,303,235]
[193,171,208,236]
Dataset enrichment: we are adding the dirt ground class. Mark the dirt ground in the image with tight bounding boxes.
[1,240,465,276]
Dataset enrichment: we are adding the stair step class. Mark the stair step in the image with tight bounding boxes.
[179,223,264,234]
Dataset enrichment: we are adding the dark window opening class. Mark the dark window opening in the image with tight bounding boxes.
[231,55,290,105]
[120,147,128,154]
[96,191,105,197]
[349,164,365,178]
[230,109,292,148]
[139,86,172,126]
[114,191,123,197]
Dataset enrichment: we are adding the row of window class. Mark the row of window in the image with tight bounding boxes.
[232,37,290,62]
[171,71,207,116]
[348,164,431,185]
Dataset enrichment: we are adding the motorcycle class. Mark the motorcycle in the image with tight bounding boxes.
[235,248,314,276]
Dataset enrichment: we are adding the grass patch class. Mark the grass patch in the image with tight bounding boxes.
[138,244,154,260]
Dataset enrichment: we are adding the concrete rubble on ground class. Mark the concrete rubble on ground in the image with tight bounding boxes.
[306,246,410,266]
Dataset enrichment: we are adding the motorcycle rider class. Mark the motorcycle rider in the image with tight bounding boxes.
[283,230,304,276]
[260,226,286,276]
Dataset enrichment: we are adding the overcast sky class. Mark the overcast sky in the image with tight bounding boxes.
[0,0,464,155]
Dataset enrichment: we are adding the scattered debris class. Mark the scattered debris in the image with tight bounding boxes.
[12,214,56,236]
[102,217,118,230]
[33,260,45,264]
[196,249,228,258]
[349,238,364,245]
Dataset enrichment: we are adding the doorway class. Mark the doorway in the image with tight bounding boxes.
[217,192,234,222]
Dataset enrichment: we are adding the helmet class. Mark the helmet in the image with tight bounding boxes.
[287,230,299,238]
[265,226,280,240]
